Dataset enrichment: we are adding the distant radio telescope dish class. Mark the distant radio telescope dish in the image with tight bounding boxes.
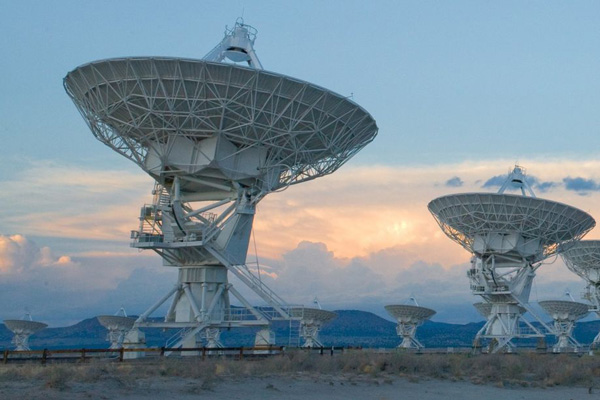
[64,19,377,354]
[473,302,493,319]
[4,318,47,351]
[538,300,588,353]
[561,240,600,347]
[290,307,336,348]
[473,302,526,318]
[97,315,136,349]
[384,304,435,349]
[429,165,595,353]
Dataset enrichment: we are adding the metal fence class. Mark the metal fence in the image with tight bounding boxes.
[1,346,351,365]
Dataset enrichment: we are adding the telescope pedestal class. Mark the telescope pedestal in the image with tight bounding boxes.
[469,255,551,353]
[130,187,295,353]
[300,324,322,348]
[397,323,422,349]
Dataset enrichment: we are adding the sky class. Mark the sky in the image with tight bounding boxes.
[2,1,600,327]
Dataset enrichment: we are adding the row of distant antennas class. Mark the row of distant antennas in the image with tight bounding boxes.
[203,18,263,69]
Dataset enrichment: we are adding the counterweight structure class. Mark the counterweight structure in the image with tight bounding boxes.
[64,20,378,351]
[538,300,588,353]
[384,304,435,349]
[561,241,600,347]
[428,166,595,353]
[290,307,336,348]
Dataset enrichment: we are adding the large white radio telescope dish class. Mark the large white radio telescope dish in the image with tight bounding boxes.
[561,240,600,348]
[429,165,595,353]
[64,20,377,353]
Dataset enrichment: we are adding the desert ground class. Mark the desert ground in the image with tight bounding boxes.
[2,350,600,399]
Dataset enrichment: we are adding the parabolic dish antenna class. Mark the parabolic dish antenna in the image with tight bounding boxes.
[562,240,600,284]
[538,300,588,353]
[428,193,594,262]
[64,59,377,196]
[561,240,600,347]
[290,307,336,348]
[3,319,47,351]
[64,20,377,353]
[473,302,492,318]
[384,304,435,349]
[428,165,595,353]
[97,315,136,349]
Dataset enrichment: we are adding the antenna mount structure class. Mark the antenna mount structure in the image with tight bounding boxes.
[429,165,595,353]
[64,20,377,354]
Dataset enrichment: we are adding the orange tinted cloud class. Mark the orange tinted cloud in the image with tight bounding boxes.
[3,158,600,271]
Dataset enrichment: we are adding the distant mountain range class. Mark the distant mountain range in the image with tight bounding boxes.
[2,310,600,350]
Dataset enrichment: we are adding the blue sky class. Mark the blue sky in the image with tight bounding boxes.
[2,1,600,326]
[3,1,600,169]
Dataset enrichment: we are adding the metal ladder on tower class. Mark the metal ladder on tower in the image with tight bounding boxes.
[288,318,301,347]
[165,326,197,349]
[206,247,292,319]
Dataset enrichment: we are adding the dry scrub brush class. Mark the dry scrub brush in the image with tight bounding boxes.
[2,351,600,388]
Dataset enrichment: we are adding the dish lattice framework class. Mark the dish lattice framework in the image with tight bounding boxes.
[561,240,600,284]
[428,193,595,262]
[64,58,378,197]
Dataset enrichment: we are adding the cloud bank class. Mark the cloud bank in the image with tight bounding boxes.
[1,158,600,325]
